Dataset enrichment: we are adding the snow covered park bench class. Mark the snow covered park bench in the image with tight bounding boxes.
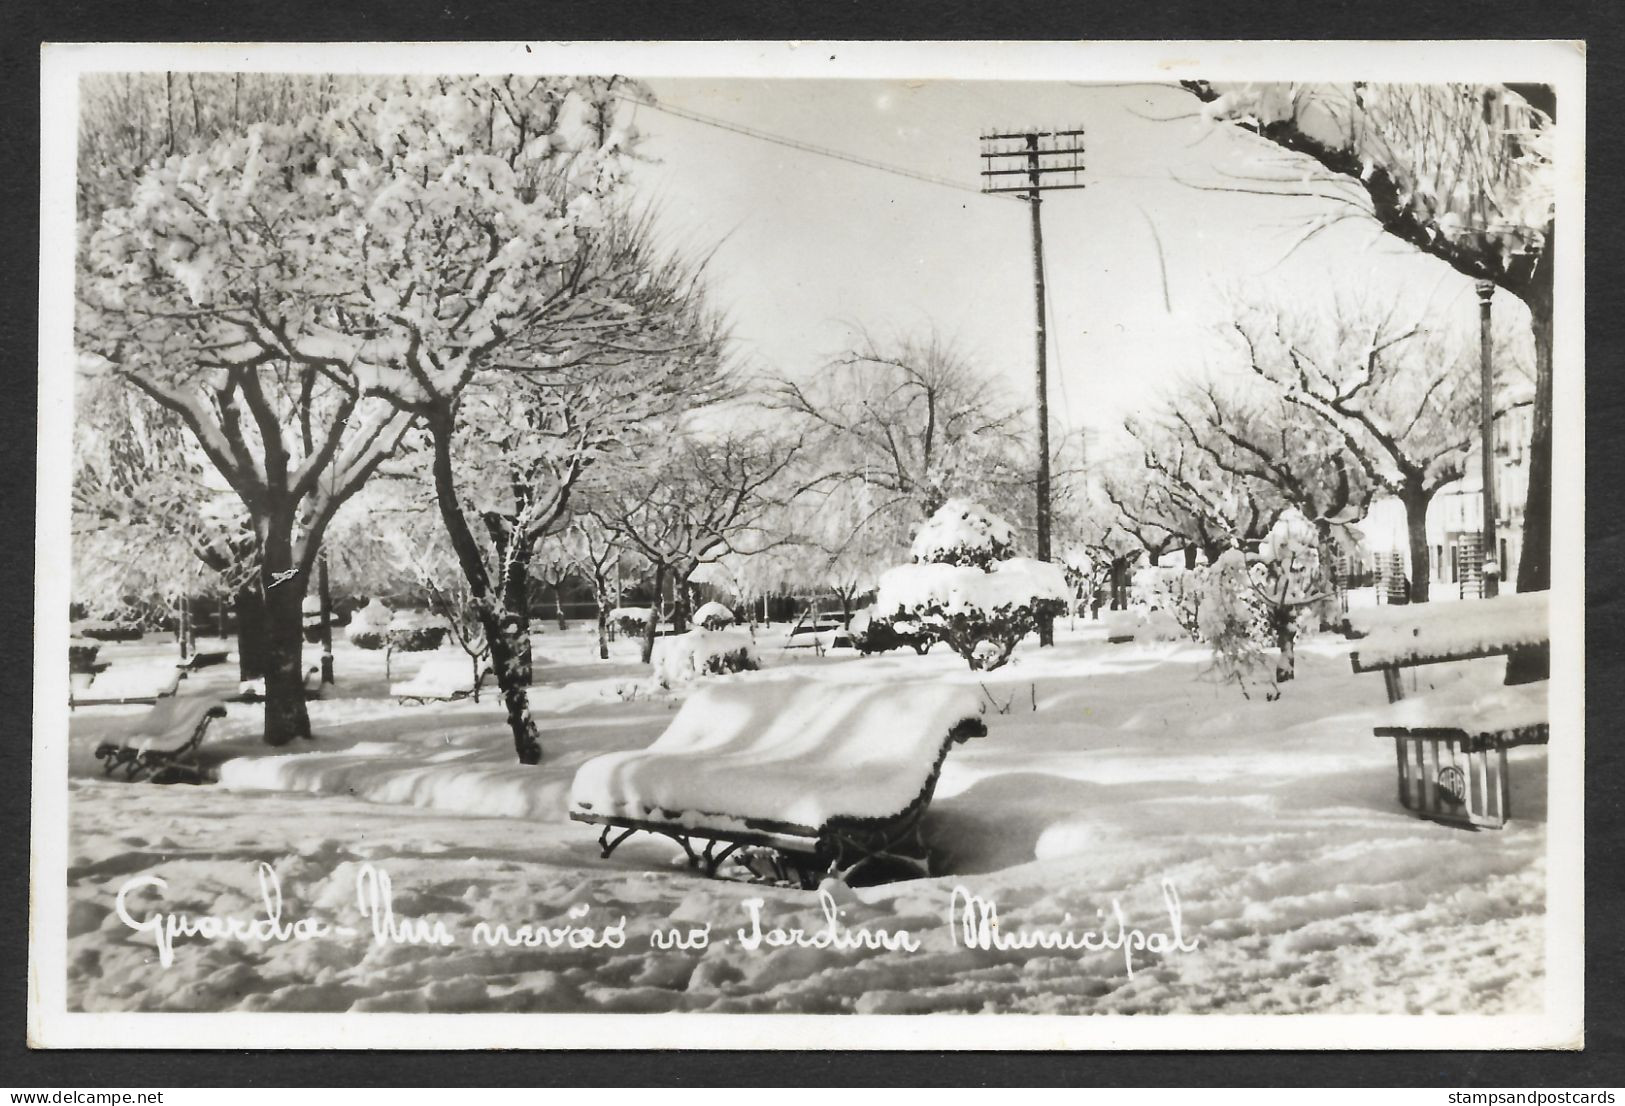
[93,685,229,784]
[178,649,231,671]
[69,658,184,709]
[569,678,987,887]
[233,665,325,703]
[1348,592,1549,830]
[390,651,493,704]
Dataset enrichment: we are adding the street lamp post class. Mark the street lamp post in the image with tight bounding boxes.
[1476,280,1499,598]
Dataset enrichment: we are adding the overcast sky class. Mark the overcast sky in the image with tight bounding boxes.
[623,79,1507,452]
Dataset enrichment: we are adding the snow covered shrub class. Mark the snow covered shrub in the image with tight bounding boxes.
[874,501,1069,672]
[611,607,652,637]
[692,601,735,630]
[1138,608,1192,643]
[909,499,1016,569]
[347,598,392,646]
[1195,511,1328,696]
[855,617,933,655]
[387,625,447,653]
[1253,509,1328,684]
[651,628,761,689]
[1197,548,1276,699]
[347,630,386,651]
[1130,565,1201,638]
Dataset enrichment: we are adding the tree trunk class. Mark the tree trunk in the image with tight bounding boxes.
[596,601,610,661]
[177,592,191,660]
[317,554,335,684]
[261,575,312,745]
[484,612,542,764]
[1400,485,1432,604]
[498,539,534,686]
[553,586,568,631]
[640,565,665,664]
[1273,612,1297,683]
[235,583,267,682]
[1508,296,1552,683]
[426,410,541,763]
[670,571,691,634]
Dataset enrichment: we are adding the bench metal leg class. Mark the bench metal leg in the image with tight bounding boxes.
[597,825,637,859]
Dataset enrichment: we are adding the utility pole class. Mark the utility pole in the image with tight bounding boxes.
[1476,280,1500,598]
[980,127,1086,646]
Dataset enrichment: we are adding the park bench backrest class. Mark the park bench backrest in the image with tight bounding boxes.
[127,686,223,740]
[1348,592,1549,703]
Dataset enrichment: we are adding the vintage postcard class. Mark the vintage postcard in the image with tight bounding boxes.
[30,40,1585,1049]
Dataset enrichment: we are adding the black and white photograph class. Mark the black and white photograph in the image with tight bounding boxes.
[29,40,1584,1050]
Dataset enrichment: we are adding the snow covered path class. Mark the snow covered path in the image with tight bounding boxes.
[64,627,1549,1015]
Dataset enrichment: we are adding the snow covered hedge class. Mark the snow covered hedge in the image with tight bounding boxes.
[650,628,760,689]
[874,500,1068,672]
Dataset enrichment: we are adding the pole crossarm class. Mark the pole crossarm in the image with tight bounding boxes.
[981,184,1091,194]
[979,127,1087,196]
[981,129,1087,140]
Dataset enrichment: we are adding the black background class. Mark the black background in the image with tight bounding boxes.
[2,0,1620,1087]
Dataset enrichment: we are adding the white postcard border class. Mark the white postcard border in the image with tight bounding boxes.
[30,38,1587,1050]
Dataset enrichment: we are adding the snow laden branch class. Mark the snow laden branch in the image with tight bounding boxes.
[770,328,1028,526]
[1179,80,1555,642]
[589,425,808,663]
[1224,293,1504,602]
[1178,82,1552,300]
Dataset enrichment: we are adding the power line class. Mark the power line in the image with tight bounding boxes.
[618,92,1004,199]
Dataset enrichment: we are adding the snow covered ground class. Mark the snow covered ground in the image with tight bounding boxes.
[63,620,1548,1015]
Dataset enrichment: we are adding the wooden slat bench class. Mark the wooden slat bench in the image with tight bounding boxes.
[570,678,987,887]
[1348,592,1549,830]
[94,688,229,785]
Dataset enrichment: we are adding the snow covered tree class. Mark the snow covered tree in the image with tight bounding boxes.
[530,535,577,633]
[561,514,634,660]
[423,197,731,758]
[71,362,258,642]
[773,328,1028,531]
[1169,379,1372,538]
[77,73,365,223]
[874,500,1069,672]
[1107,413,1278,566]
[1159,375,1374,611]
[1180,82,1556,616]
[791,476,911,628]
[1227,294,1533,603]
[81,72,735,760]
[379,517,492,702]
[79,73,713,754]
[593,427,806,663]
[77,92,427,740]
